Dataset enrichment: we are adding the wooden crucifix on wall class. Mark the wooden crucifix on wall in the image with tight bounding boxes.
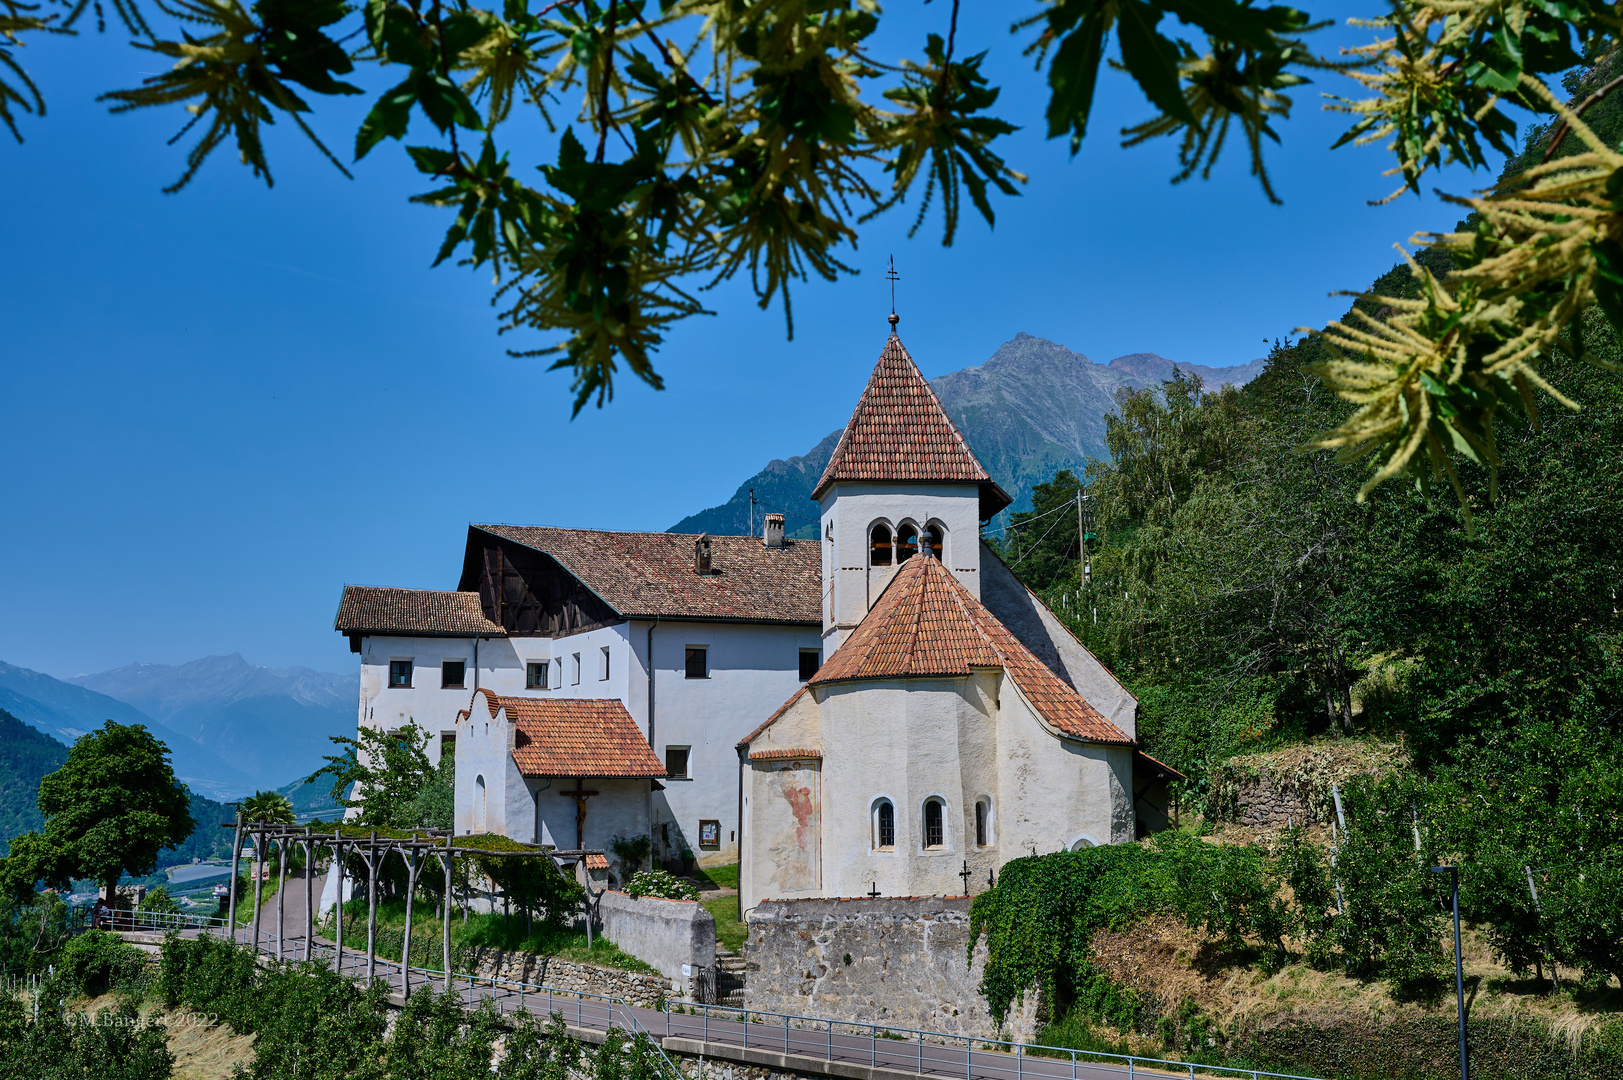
[559,777,599,849]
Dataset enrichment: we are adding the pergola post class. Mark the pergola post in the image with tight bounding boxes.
[400,845,424,998]
[365,831,379,982]
[440,837,453,993]
[275,837,289,961]
[226,810,243,940]
[250,828,264,955]
[332,834,345,975]
[303,827,314,963]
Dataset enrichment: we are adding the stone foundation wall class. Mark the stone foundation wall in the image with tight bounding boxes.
[742,896,1037,1044]
[462,948,675,1008]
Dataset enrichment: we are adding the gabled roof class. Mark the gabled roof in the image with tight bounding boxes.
[803,555,1132,746]
[468,689,665,777]
[334,586,505,637]
[468,526,822,625]
[811,333,1012,518]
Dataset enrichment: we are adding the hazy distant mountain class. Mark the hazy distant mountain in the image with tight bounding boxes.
[0,661,254,800]
[671,333,1266,537]
[70,654,353,793]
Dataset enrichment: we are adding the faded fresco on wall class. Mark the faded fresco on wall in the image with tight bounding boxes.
[762,763,819,894]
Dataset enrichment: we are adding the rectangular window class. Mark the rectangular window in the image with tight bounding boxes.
[665,746,690,779]
[799,650,820,681]
[441,661,465,689]
[388,660,413,688]
[685,647,707,679]
[600,646,611,681]
[526,662,549,690]
[572,653,581,685]
[975,802,987,846]
[552,658,562,687]
[441,733,455,759]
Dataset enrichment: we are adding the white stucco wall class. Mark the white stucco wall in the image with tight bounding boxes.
[817,482,984,651]
[742,672,1138,911]
[357,634,488,764]
[453,695,651,848]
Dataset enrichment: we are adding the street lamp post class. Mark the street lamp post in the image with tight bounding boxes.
[1431,865,1468,1080]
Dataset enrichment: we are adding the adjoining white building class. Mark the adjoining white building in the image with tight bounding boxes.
[453,689,664,851]
[334,524,822,868]
[737,328,1180,909]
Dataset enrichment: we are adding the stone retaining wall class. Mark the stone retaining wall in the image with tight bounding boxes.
[461,948,674,1008]
[742,896,1037,1044]
[1226,774,1316,827]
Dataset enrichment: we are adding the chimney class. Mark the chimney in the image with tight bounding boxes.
[763,513,785,548]
[693,534,713,575]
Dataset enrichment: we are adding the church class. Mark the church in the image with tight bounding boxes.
[736,322,1179,908]
[333,316,1177,891]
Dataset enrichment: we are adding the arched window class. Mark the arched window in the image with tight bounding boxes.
[923,798,945,849]
[1069,835,1095,852]
[873,799,895,850]
[870,523,893,567]
[923,523,944,560]
[975,798,991,847]
[474,775,487,833]
[897,523,919,562]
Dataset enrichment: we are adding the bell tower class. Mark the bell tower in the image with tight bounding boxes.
[813,315,1011,651]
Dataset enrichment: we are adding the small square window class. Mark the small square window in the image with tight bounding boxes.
[441,661,465,689]
[685,647,707,679]
[441,733,455,758]
[572,653,581,685]
[799,650,820,681]
[389,660,413,688]
[526,662,549,690]
[600,646,611,681]
[666,746,690,779]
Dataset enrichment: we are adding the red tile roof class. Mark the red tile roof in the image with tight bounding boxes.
[472,526,822,624]
[805,555,1131,746]
[335,586,505,637]
[469,689,666,777]
[749,747,822,761]
[812,334,1012,518]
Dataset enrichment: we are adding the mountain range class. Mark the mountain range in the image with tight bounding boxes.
[0,655,352,800]
[671,333,1266,538]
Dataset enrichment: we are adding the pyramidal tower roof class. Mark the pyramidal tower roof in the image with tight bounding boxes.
[811,332,1012,518]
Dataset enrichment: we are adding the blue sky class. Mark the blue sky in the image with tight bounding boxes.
[1,3,1501,677]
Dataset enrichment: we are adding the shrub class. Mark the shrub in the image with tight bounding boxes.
[58,930,148,998]
[623,869,698,901]
[137,887,179,915]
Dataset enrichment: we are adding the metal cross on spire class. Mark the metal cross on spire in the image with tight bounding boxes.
[886,255,900,328]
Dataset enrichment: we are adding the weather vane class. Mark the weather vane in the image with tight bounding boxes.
[886,255,900,327]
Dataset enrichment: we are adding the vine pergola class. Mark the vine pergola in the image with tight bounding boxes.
[224,816,602,997]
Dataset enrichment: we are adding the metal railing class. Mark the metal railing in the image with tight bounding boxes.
[125,920,1334,1080]
[654,999,1332,1080]
[106,909,230,932]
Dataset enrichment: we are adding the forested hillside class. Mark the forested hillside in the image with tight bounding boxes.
[0,709,67,853]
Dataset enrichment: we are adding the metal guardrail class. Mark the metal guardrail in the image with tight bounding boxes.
[120,917,1335,1080]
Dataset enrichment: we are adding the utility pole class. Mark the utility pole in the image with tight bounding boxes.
[1076,488,1095,586]
[1431,865,1469,1080]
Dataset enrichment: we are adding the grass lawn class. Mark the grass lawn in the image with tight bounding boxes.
[694,863,739,890]
[336,898,656,974]
[701,894,746,953]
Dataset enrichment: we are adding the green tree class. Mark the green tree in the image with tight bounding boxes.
[240,790,295,824]
[308,721,438,829]
[0,721,193,902]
